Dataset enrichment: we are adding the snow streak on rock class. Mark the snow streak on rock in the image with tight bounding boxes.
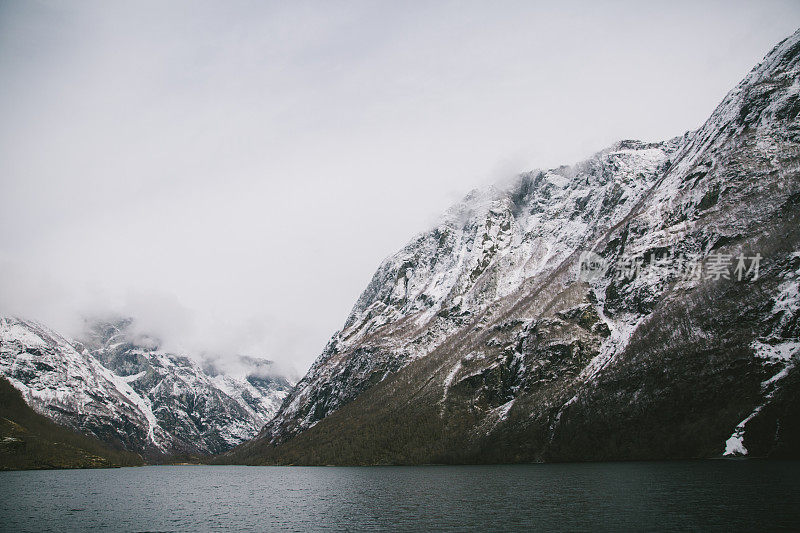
[0,317,294,456]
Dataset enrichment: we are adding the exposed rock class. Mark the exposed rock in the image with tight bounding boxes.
[0,317,294,457]
[231,29,800,465]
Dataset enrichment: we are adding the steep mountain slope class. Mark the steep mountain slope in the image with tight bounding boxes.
[79,318,294,455]
[0,377,143,470]
[261,139,677,443]
[0,317,159,453]
[231,29,800,464]
[0,317,293,457]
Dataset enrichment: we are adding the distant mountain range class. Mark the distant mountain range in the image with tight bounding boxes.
[2,29,799,468]
[0,317,293,460]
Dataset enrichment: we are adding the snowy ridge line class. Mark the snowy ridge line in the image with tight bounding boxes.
[0,316,294,455]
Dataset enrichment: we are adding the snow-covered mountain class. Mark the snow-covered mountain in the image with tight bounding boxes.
[234,29,800,464]
[261,139,678,442]
[0,317,293,457]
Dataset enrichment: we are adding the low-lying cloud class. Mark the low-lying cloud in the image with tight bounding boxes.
[1,0,798,375]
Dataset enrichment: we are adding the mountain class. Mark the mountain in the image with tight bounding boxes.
[0,377,143,470]
[227,29,800,465]
[0,317,293,459]
[78,318,294,456]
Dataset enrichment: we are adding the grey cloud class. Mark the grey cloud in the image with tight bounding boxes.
[1,0,798,374]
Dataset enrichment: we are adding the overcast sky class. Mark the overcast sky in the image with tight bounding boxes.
[1,1,798,374]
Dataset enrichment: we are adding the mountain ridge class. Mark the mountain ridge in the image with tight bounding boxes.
[225,27,800,465]
[0,316,294,459]
[0,376,143,470]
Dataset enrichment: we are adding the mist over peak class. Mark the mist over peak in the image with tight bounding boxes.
[1,0,797,377]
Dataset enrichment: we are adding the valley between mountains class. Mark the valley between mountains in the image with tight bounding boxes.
[2,28,799,468]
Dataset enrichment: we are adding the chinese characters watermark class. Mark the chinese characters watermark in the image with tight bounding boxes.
[579,250,762,283]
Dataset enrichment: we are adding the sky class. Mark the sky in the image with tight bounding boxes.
[1,1,798,375]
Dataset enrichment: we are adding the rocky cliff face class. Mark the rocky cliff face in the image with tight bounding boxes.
[262,139,677,443]
[237,29,800,464]
[0,318,157,453]
[0,317,293,457]
[0,377,143,470]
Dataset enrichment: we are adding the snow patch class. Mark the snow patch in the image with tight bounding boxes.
[440,361,462,415]
[121,371,147,383]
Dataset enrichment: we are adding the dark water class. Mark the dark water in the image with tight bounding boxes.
[1,461,799,532]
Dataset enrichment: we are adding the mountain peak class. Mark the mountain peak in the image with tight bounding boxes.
[231,29,800,464]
